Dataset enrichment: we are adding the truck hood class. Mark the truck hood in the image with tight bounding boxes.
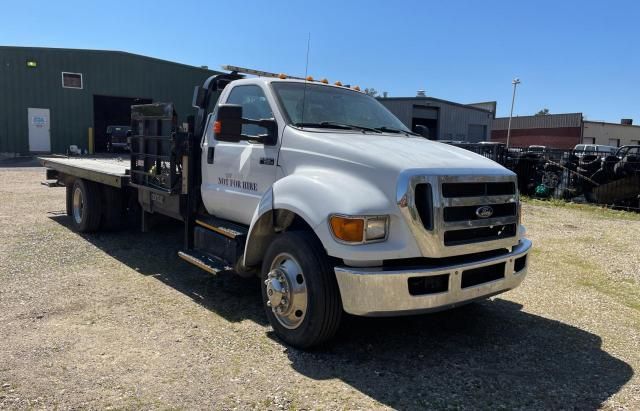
[283,129,512,176]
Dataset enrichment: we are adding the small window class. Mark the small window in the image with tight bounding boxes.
[226,85,273,137]
[62,72,83,89]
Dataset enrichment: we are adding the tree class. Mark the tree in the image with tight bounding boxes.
[364,88,378,97]
[535,108,550,116]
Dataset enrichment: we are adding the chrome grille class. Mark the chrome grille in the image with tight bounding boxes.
[443,203,516,222]
[442,182,515,198]
[397,172,520,258]
[444,224,517,246]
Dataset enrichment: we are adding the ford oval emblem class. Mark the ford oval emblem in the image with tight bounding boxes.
[475,206,494,218]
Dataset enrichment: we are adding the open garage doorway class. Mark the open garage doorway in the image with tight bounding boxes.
[411,105,438,140]
[93,95,151,152]
[412,118,438,140]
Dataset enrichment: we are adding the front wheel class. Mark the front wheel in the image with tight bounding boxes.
[261,231,342,349]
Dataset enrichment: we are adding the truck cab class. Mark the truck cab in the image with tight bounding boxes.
[194,71,530,346]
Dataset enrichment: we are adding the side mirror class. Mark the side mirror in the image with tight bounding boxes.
[215,104,278,145]
[413,125,430,139]
[215,104,243,142]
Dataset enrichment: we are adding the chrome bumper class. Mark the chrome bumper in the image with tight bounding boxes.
[334,239,531,316]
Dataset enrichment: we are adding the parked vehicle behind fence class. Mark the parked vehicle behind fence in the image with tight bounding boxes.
[573,144,617,157]
[106,125,132,152]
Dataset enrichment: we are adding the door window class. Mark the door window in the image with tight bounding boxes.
[226,85,274,137]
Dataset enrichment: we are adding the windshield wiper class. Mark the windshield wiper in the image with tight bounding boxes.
[293,121,381,133]
[374,126,419,136]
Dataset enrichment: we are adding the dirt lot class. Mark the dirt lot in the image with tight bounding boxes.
[1,165,639,410]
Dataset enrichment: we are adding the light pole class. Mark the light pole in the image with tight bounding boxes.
[506,78,521,148]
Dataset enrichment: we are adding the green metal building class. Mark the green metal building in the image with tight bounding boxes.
[0,46,219,156]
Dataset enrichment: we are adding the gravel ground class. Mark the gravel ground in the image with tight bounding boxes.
[1,166,639,410]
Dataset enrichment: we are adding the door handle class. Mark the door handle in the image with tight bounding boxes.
[207,147,215,164]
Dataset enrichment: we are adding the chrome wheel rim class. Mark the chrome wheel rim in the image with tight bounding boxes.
[265,253,308,329]
[72,186,84,224]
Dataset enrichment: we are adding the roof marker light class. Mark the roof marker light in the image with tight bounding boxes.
[334,81,343,86]
[278,73,287,79]
[306,76,314,81]
[353,85,361,91]
[321,78,329,84]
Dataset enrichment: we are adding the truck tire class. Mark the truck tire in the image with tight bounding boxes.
[70,179,102,233]
[261,231,342,349]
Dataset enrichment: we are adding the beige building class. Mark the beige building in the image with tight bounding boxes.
[583,120,640,147]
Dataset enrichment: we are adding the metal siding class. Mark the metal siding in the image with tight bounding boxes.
[437,101,492,141]
[492,113,583,130]
[377,99,414,126]
[378,98,492,142]
[583,121,640,146]
[0,46,219,155]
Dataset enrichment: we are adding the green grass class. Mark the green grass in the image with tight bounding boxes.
[579,277,640,312]
[535,239,640,316]
[522,196,640,221]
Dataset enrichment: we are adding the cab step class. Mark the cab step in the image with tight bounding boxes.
[193,215,248,267]
[177,250,230,274]
[195,215,248,241]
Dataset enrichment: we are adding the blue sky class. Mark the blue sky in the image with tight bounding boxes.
[2,0,638,121]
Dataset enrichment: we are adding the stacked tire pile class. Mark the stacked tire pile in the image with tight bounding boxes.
[571,151,640,205]
[509,148,640,208]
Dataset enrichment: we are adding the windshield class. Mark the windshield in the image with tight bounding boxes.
[272,82,410,132]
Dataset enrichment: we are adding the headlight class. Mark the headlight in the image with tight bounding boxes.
[329,215,389,244]
[365,216,388,241]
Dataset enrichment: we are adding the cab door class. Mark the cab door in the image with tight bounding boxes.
[201,84,280,225]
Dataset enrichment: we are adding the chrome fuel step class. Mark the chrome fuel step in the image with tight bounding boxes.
[178,250,231,274]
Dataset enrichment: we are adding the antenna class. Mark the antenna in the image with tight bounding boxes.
[300,33,311,127]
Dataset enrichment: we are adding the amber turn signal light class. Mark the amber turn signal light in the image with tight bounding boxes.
[330,216,364,243]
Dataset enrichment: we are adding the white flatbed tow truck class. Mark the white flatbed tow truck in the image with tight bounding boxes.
[41,66,531,348]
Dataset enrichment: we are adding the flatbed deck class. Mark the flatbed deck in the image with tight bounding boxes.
[39,156,130,188]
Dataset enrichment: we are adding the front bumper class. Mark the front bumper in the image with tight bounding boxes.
[334,239,531,316]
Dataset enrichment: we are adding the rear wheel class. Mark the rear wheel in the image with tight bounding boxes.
[261,231,342,349]
[70,179,102,233]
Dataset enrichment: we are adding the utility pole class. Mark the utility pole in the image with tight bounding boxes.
[506,78,521,148]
